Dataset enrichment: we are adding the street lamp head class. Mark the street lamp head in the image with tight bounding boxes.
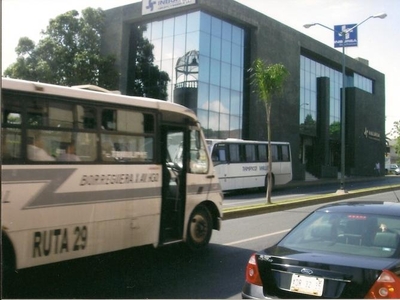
[373,13,387,19]
[303,23,316,29]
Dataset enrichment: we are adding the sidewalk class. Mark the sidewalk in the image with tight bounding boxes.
[223,176,400,220]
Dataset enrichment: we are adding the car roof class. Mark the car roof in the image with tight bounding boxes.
[316,201,400,217]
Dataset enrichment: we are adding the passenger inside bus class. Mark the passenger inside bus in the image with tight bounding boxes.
[57,142,80,162]
[27,135,55,162]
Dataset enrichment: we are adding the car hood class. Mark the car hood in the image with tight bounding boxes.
[256,246,399,298]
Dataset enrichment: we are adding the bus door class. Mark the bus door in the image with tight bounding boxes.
[160,125,188,244]
[210,143,229,190]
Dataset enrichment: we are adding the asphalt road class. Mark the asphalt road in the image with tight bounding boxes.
[3,184,400,299]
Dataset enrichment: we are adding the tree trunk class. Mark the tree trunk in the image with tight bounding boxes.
[266,104,272,204]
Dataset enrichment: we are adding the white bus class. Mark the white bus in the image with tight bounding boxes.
[206,139,292,192]
[1,78,223,272]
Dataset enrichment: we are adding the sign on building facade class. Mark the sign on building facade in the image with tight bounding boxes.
[142,0,197,15]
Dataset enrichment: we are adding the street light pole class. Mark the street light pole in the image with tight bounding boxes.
[303,13,386,193]
[340,30,346,192]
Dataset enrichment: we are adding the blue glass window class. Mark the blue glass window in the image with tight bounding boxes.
[135,11,244,139]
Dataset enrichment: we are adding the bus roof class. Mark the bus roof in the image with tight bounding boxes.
[206,138,290,146]
[2,78,197,122]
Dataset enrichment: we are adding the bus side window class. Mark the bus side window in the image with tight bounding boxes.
[2,97,22,160]
[27,130,55,162]
[272,144,278,162]
[2,128,21,160]
[27,99,48,127]
[78,106,97,129]
[245,144,256,162]
[218,149,226,161]
[56,133,97,162]
[211,147,219,161]
[212,144,226,162]
[282,145,290,161]
[102,109,117,130]
[101,134,152,162]
[229,144,240,163]
[258,144,267,162]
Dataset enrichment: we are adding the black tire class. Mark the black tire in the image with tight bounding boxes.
[2,235,17,297]
[186,205,212,250]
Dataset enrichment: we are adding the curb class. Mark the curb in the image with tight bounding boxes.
[222,184,400,220]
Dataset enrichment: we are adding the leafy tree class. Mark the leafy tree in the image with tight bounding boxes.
[390,120,400,163]
[300,114,317,136]
[128,25,170,100]
[249,59,289,204]
[4,8,119,90]
[329,121,341,140]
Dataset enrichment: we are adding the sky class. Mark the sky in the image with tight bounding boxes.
[2,0,399,135]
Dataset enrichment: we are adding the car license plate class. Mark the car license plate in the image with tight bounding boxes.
[290,274,324,296]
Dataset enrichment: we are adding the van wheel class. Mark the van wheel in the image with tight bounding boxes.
[186,205,212,250]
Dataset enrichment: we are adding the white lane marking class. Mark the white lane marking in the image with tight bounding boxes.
[223,229,290,246]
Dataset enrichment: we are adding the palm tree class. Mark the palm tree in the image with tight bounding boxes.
[250,59,289,203]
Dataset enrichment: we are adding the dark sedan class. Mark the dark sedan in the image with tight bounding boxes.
[242,201,400,299]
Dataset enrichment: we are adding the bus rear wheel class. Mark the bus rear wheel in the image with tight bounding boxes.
[186,205,212,250]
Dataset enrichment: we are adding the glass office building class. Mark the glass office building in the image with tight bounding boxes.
[103,0,385,180]
[134,11,244,138]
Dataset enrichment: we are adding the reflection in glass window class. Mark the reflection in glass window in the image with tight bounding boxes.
[222,22,232,41]
[200,13,211,33]
[134,11,245,139]
[232,26,242,45]
[219,113,230,133]
[221,62,231,88]
[151,21,162,39]
[198,55,210,83]
[354,73,373,93]
[300,55,341,138]
[162,37,174,60]
[198,84,209,109]
[200,32,211,57]
[187,11,200,33]
[300,55,373,140]
[163,18,174,37]
[210,59,221,85]
[220,88,230,113]
[211,17,222,37]
[211,36,222,60]
[175,14,187,35]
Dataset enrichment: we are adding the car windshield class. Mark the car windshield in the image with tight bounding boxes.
[279,211,400,258]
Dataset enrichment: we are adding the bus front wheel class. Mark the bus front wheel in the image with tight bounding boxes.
[186,205,212,250]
